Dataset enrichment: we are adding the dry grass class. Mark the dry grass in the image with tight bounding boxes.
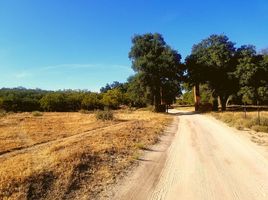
[173,106,195,112]
[0,112,116,154]
[210,111,268,146]
[0,110,172,199]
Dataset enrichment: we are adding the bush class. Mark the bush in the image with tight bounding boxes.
[101,89,124,109]
[40,93,66,111]
[81,93,101,110]
[95,110,114,121]
[32,111,43,117]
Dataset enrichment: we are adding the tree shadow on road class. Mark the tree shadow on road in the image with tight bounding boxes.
[166,110,199,116]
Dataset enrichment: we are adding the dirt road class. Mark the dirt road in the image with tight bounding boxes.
[111,110,268,200]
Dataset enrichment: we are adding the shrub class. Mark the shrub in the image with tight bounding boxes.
[81,93,101,110]
[40,93,66,111]
[32,111,43,117]
[95,110,114,121]
[101,89,123,109]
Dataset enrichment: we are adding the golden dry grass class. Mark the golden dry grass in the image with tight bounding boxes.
[173,106,195,112]
[210,111,268,146]
[0,112,116,154]
[0,110,172,200]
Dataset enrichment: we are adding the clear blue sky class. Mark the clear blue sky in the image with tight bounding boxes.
[0,0,267,91]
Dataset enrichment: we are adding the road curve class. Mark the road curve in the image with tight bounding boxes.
[111,110,268,200]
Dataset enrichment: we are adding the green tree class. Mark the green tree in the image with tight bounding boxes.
[125,75,147,107]
[81,93,101,110]
[129,33,183,112]
[235,45,268,104]
[65,92,83,111]
[186,34,237,111]
[185,55,205,110]
[40,93,66,111]
[101,89,124,109]
[199,84,213,103]
[180,87,194,105]
[0,88,45,111]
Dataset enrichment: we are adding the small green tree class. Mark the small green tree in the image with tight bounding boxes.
[125,75,147,107]
[40,93,66,111]
[81,93,101,110]
[101,89,124,109]
[181,90,194,105]
[65,92,83,111]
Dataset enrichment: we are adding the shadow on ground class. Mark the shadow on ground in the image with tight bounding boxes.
[167,110,199,116]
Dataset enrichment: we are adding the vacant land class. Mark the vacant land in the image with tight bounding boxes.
[210,111,268,146]
[0,110,172,200]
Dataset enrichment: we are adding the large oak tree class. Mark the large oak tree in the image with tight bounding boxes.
[235,45,268,104]
[129,33,184,112]
[186,34,237,111]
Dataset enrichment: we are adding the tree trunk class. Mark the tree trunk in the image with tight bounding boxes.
[212,95,218,111]
[226,96,231,107]
[220,96,227,111]
[154,87,161,112]
[194,84,200,111]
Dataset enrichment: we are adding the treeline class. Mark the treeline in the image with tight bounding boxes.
[1,33,184,113]
[0,33,267,113]
[0,83,146,112]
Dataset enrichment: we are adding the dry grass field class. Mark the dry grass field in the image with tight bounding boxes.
[210,111,268,146]
[0,110,172,200]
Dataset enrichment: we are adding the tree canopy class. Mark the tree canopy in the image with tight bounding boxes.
[129,33,184,111]
[185,34,237,111]
[235,45,268,104]
[185,34,268,110]
[1,33,267,113]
